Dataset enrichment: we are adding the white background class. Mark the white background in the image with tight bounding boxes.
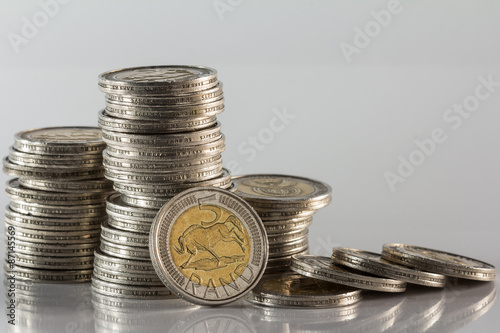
[1,1,499,332]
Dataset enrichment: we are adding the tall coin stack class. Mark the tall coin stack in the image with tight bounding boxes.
[232,174,332,274]
[3,127,111,283]
[92,65,232,298]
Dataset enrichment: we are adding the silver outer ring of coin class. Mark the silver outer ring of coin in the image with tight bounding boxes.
[331,247,447,288]
[103,136,225,160]
[244,273,362,309]
[100,239,150,260]
[5,263,92,283]
[101,122,222,147]
[3,157,105,180]
[112,168,232,195]
[381,243,497,281]
[94,248,154,273]
[92,265,163,286]
[13,126,105,155]
[98,65,217,91]
[100,220,149,247]
[91,277,175,299]
[18,178,113,193]
[6,179,108,205]
[98,110,219,134]
[149,187,269,306]
[11,239,99,257]
[290,254,407,293]
[232,174,332,205]
[104,99,224,119]
[8,146,103,167]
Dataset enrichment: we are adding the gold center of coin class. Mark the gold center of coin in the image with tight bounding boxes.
[238,178,315,197]
[169,204,251,287]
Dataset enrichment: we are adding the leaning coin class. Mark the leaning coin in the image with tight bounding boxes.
[331,247,446,288]
[91,277,175,299]
[381,243,496,281]
[245,272,362,309]
[232,174,332,207]
[291,255,406,293]
[150,187,268,306]
[13,126,105,155]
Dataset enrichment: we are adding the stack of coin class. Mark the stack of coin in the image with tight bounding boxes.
[2,127,112,283]
[93,65,233,298]
[232,174,332,273]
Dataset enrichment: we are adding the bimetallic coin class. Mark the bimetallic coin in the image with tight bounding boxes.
[13,127,105,155]
[331,247,447,288]
[245,273,362,309]
[91,277,175,299]
[233,174,332,207]
[150,187,268,306]
[98,65,218,95]
[291,255,407,293]
[381,244,497,281]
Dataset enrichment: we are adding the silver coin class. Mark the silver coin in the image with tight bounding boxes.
[5,263,92,283]
[5,222,101,244]
[94,248,154,273]
[105,83,223,106]
[268,237,309,258]
[100,239,150,260]
[256,209,316,221]
[8,146,103,168]
[107,214,152,234]
[103,136,225,160]
[9,252,94,270]
[3,157,105,180]
[6,179,108,206]
[106,193,158,221]
[104,157,222,176]
[92,265,163,286]
[18,177,113,193]
[263,217,313,234]
[11,239,99,257]
[13,126,105,155]
[9,200,106,218]
[101,122,222,147]
[267,229,309,245]
[245,272,362,309]
[291,255,407,293]
[98,65,218,94]
[149,187,268,306]
[381,243,497,281]
[91,277,175,299]
[104,99,224,120]
[98,109,218,134]
[331,247,447,288]
[5,206,104,230]
[100,221,149,247]
[120,194,168,209]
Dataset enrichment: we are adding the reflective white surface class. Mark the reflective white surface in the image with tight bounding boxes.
[1,277,497,333]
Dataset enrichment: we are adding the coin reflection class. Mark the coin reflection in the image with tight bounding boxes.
[4,277,93,333]
[92,291,197,333]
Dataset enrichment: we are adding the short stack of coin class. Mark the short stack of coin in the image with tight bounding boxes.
[232,174,332,273]
[2,127,112,283]
[92,65,234,298]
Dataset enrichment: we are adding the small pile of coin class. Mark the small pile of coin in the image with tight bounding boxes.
[2,127,112,283]
[232,174,332,273]
[245,243,496,308]
[92,65,234,298]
